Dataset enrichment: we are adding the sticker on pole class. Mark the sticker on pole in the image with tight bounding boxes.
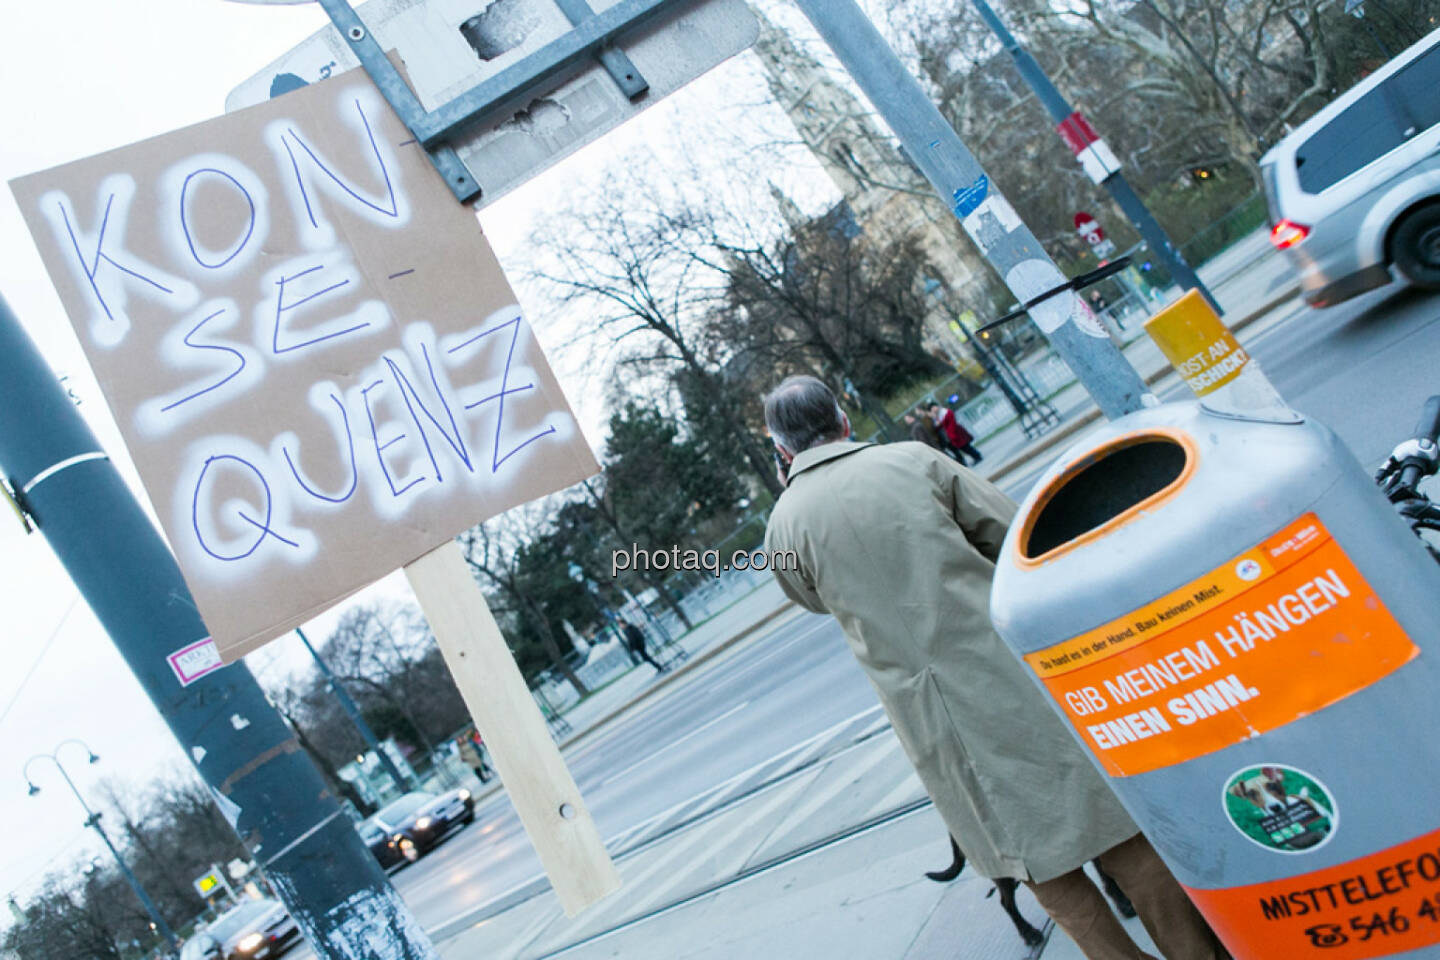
[168,637,225,686]
[1223,764,1338,854]
[1006,260,1075,335]
[1025,514,1419,776]
[952,174,988,219]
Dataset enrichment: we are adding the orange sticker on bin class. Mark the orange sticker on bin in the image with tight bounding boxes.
[1026,515,1418,777]
[1184,824,1440,959]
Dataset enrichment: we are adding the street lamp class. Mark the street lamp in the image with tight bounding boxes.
[294,626,414,794]
[23,739,180,957]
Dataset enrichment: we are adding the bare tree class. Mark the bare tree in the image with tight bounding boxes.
[457,507,591,699]
[91,777,193,914]
[4,876,125,959]
[526,159,787,498]
[573,478,695,628]
[5,768,249,960]
[1019,0,1437,179]
[270,686,376,816]
[318,603,460,770]
[715,212,953,416]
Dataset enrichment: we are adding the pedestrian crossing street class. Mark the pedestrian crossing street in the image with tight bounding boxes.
[454,709,932,959]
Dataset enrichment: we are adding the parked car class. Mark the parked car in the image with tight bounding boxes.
[1259,26,1440,307]
[361,788,474,868]
[179,897,299,960]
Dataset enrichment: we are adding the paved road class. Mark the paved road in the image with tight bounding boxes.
[294,278,1440,953]
[387,610,877,935]
[1246,283,1440,467]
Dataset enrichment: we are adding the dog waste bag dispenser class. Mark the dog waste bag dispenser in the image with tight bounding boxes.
[990,402,1440,960]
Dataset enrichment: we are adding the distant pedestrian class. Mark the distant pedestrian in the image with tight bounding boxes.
[456,732,492,782]
[761,375,1227,960]
[924,401,983,466]
[622,620,665,673]
[904,409,946,452]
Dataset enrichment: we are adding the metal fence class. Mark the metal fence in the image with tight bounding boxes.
[1178,193,1268,269]
[575,644,636,691]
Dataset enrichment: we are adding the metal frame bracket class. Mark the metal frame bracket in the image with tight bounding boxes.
[315,0,666,203]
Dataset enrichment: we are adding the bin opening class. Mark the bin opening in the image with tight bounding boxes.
[1021,434,1192,561]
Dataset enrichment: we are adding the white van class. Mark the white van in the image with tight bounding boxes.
[1259,26,1440,307]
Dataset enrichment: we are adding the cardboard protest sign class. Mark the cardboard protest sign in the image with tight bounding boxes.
[11,68,599,662]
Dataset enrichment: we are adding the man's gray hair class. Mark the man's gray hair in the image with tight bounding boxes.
[764,376,846,454]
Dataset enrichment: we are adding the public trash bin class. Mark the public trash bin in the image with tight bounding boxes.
[990,400,1440,960]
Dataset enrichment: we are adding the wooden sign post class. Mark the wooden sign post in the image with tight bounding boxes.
[406,541,619,913]
[12,67,620,914]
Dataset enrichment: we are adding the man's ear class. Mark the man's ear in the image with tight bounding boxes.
[840,411,852,438]
[774,440,796,464]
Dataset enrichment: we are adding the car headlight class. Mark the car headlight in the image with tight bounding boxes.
[237,932,264,952]
[415,816,433,830]
[458,789,471,801]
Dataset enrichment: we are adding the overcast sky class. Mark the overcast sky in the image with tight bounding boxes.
[0,0,856,914]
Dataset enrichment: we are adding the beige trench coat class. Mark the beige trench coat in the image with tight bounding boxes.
[764,440,1137,883]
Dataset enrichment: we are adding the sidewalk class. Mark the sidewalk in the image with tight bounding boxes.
[425,571,1199,958]
[434,724,1163,960]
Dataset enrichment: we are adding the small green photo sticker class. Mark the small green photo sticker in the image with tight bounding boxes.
[1222,763,1337,854]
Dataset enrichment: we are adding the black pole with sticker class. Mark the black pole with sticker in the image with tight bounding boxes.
[0,294,438,960]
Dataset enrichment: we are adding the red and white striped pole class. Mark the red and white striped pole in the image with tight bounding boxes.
[971,0,1221,312]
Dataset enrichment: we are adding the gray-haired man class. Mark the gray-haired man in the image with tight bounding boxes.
[762,375,1226,960]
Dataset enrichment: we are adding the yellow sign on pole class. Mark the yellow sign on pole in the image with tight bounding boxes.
[1144,290,1248,398]
[192,869,222,898]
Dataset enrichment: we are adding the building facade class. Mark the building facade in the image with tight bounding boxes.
[749,11,992,376]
